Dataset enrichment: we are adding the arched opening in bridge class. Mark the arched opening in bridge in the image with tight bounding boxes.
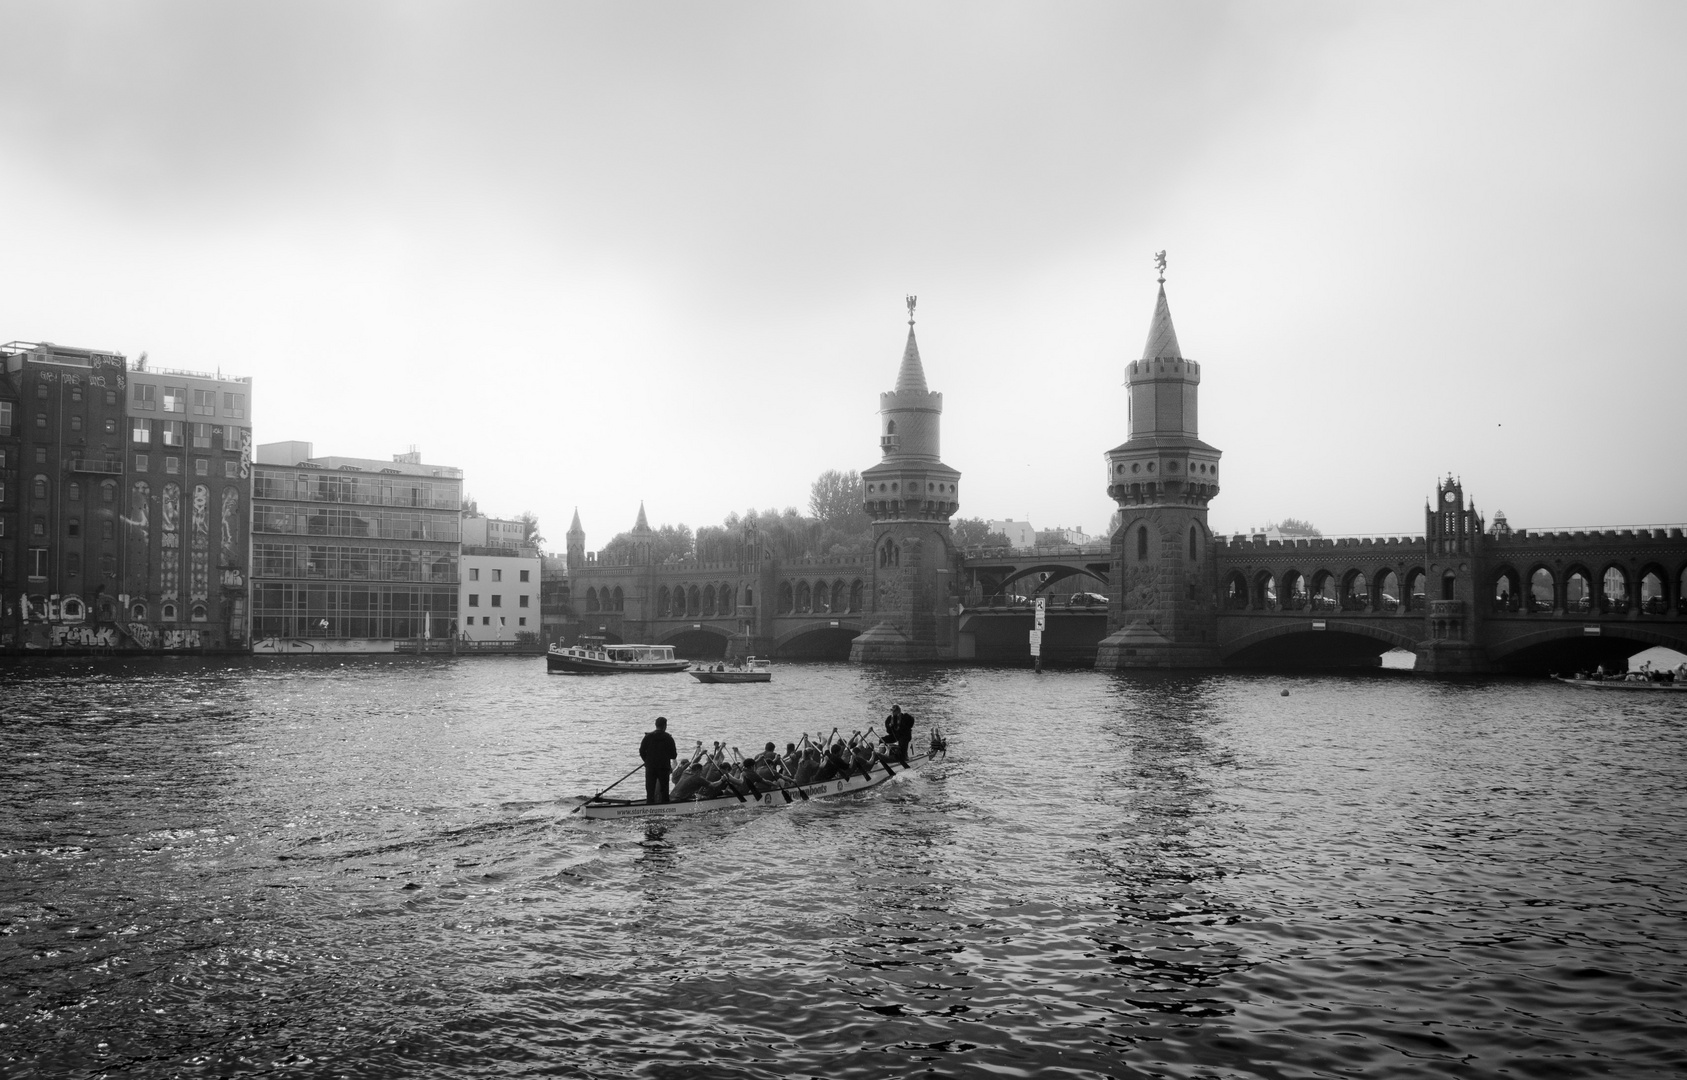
[1309,570,1337,611]
[1600,566,1629,614]
[814,580,830,613]
[687,585,701,615]
[1136,526,1148,560]
[1679,565,1687,614]
[702,584,716,616]
[1375,570,1400,612]
[777,582,793,615]
[1281,570,1307,611]
[1491,567,1521,613]
[1341,569,1369,611]
[796,581,812,613]
[662,628,729,661]
[656,586,670,616]
[831,579,847,613]
[1404,569,1426,612]
[775,625,859,661]
[1638,567,1667,614]
[1565,568,1592,613]
[1440,571,1456,601]
[1529,567,1555,612]
[1224,571,1248,609]
[1253,571,1277,611]
[721,585,736,612]
[585,587,600,613]
[878,539,899,568]
[1226,628,1409,670]
[850,579,864,612]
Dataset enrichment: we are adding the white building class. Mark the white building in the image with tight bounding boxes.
[987,518,1037,547]
[460,513,541,645]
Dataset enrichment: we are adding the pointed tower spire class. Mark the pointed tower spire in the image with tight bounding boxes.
[633,502,650,531]
[569,507,582,532]
[894,294,929,394]
[1141,254,1182,361]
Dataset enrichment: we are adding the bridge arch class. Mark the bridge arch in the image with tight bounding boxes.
[1223,570,1248,609]
[1489,564,1523,613]
[1374,568,1400,611]
[1485,623,1687,674]
[773,620,861,660]
[1526,565,1555,612]
[1563,564,1594,613]
[996,563,1110,595]
[1252,570,1277,610]
[1598,564,1630,614]
[1403,567,1426,611]
[1220,620,1422,665]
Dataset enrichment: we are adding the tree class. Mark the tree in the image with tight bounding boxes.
[1034,528,1070,548]
[809,469,870,537]
[599,522,694,564]
[953,517,1011,548]
[516,510,544,550]
[1277,518,1322,537]
[461,494,480,514]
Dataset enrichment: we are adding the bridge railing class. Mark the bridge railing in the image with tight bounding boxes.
[961,543,1112,559]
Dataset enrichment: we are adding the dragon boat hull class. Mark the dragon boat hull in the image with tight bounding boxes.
[576,753,930,819]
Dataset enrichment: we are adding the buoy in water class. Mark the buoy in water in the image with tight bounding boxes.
[1280,689,1290,696]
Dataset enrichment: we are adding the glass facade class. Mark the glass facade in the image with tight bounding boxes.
[249,459,460,642]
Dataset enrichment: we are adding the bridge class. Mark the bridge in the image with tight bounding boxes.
[551,273,1686,675]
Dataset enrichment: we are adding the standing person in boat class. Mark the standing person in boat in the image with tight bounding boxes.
[884,704,915,766]
[639,717,679,804]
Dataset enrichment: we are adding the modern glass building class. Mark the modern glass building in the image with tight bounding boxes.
[249,442,461,652]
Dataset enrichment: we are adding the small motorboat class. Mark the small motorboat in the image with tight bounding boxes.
[1552,675,1687,691]
[546,636,690,675]
[689,657,773,684]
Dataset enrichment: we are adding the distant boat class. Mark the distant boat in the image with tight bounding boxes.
[546,636,689,675]
[689,657,773,684]
[1552,675,1687,692]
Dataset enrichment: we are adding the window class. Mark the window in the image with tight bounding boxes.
[32,519,45,538]
[32,476,47,500]
[0,481,5,504]
[132,417,152,444]
[101,481,115,502]
[69,482,81,502]
[102,520,114,540]
[105,390,117,406]
[29,548,47,577]
[67,552,80,575]
[492,569,502,582]
[133,383,156,411]
[71,384,82,402]
[70,415,83,432]
[165,457,180,474]
[161,386,185,413]
[225,425,245,447]
[487,595,500,607]
[104,418,116,434]
[519,617,527,626]
[192,389,216,415]
[499,617,505,626]
[225,461,238,478]
[162,421,184,446]
[468,594,480,606]
[161,603,176,621]
[68,518,80,537]
[195,459,209,476]
[469,568,480,581]
[130,601,146,620]
[519,569,530,582]
[191,603,208,622]
[0,450,6,468]
[192,423,213,448]
[224,392,245,418]
[35,412,46,428]
[36,381,48,399]
[135,454,148,472]
[0,401,11,434]
[34,447,45,464]
[519,595,529,607]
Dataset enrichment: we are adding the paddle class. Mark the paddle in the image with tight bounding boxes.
[774,757,810,800]
[734,747,791,804]
[572,762,644,813]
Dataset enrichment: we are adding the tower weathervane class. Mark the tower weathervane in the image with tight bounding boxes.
[906,294,917,325]
[1154,250,1167,283]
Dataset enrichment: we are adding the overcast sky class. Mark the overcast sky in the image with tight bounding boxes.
[2,1,1682,548]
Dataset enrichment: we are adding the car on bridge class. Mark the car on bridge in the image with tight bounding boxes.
[1067,592,1108,608]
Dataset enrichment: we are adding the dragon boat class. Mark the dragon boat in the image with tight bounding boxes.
[575,751,933,819]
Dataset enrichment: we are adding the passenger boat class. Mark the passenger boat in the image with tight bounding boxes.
[575,752,931,819]
[1552,675,1687,691]
[689,658,773,684]
[545,636,690,675]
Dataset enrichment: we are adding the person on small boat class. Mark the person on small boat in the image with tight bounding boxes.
[639,717,678,804]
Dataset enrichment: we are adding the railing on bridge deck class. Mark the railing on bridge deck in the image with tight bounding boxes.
[962,543,1112,560]
[962,589,1109,611]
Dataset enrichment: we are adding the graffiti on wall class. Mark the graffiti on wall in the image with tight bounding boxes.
[161,483,180,601]
[190,484,210,602]
[49,625,122,648]
[221,487,241,562]
[162,629,203,649]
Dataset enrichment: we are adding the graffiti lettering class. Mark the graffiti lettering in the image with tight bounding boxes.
[49,625,121,648]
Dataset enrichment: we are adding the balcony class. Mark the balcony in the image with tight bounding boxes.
[69,458,123,475]
[1430,600,1466,617]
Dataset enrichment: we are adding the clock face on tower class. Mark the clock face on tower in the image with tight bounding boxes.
[1443,490,1457,504]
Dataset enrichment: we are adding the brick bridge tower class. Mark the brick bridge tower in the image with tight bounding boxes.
[1417,475,1493,673]
[850,297,963,663]
[1096,256,1223,668]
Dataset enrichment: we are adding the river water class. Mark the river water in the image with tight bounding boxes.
[2,657,1683,1079]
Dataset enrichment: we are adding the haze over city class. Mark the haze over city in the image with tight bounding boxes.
[2,2,1682,547]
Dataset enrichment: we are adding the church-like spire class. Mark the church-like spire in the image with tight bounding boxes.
[894,294,929,394]
[633,502,650,531]
[568,507,583,533]
[1141,283,1182,361]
